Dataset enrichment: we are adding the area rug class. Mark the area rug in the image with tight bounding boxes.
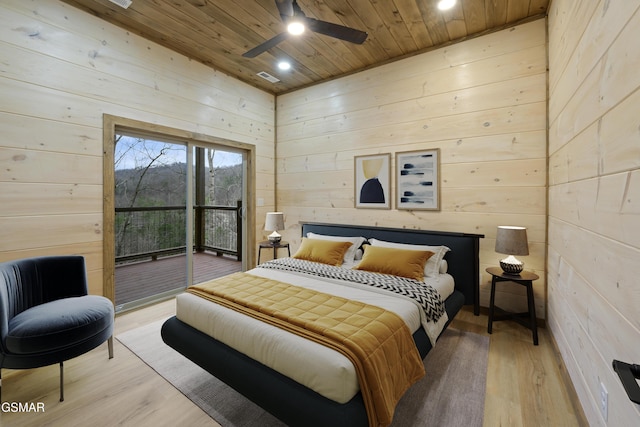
[117,319,489,427]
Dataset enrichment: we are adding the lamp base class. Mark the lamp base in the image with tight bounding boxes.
[500,255,524,275]
[267,231,282,244]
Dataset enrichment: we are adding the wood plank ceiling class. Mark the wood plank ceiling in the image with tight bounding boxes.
[63,0,549,94]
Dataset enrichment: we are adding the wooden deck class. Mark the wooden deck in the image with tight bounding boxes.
[115,252,241,307]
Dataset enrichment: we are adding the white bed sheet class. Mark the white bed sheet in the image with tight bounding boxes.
[176,266,454,404]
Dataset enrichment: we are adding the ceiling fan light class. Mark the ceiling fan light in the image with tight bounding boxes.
[437,0,456,11]
[287,21,305,35]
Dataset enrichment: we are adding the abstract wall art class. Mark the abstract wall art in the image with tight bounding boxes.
[396,148,440,210]
[354,153,391,209]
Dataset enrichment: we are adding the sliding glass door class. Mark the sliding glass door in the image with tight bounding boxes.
[113,133,244,311]
[190,145,245,286]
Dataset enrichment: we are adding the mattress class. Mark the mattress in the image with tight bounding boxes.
[175,265,454,404]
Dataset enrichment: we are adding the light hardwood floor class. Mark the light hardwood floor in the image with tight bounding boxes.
[0,302,587,427]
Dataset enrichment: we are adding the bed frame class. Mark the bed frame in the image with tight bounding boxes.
[162,223,483,427]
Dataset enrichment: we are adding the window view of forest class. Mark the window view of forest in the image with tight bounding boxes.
[114,135,243,262]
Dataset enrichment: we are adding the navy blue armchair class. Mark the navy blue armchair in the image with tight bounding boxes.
[0,256,114,401]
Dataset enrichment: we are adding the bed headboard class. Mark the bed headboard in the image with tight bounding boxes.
[301,222,484,314]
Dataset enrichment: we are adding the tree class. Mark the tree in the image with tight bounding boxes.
[114,136,186,257]
[207,148,216,204]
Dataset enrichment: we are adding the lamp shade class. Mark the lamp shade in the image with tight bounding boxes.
[265,212,285,232]
[495,226,529,256]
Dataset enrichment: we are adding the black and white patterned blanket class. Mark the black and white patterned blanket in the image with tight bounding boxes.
[259,258,445,323]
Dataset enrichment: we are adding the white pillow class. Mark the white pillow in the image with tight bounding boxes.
[368,238,450,278]
[306,232,366,264]
[439,259,448,274]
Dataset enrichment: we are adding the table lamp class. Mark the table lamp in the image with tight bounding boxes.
[495,225,529,275]
[265,212,285,244]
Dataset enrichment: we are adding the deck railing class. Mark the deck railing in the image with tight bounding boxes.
[115,201,242,263]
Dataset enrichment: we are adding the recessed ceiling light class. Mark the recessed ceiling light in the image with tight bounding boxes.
[278,61,292,71]
[437,0,456,11]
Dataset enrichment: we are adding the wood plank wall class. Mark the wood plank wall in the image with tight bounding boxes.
[0,0,275,295]
[548,1,640,425]
[276,19,548,317]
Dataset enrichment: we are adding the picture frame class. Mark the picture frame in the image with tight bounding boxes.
[354,153,391,209]
[396,148,440,211]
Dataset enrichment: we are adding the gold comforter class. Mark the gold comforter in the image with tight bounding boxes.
[188,271,425,427]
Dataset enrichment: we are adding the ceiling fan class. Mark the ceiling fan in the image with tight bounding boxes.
[242,0,368,58]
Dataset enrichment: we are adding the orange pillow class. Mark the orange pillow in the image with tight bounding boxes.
[354,245,434,281]
[293,238,353,266]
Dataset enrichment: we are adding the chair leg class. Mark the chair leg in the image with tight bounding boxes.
[108,336,114,359]
[57,336,111,404]
[59,361,64,402]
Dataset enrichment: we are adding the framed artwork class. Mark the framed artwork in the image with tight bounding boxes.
[396,148,440,211]
[354,153,391,209]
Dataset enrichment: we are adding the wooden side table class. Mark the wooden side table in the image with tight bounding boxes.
[258,241,290,264]
[486,266,540,345]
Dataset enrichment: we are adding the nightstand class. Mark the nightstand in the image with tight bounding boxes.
[258,241,290,264]
[486,266,540,345]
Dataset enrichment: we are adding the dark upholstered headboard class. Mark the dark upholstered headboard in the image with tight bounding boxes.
[301,222,484,314]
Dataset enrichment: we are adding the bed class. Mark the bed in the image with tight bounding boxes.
[161,222,483,427]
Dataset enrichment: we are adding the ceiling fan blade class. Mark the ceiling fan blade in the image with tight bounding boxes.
[242,32,290,58]
[275,0,294,18]
[306,18,368,44]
